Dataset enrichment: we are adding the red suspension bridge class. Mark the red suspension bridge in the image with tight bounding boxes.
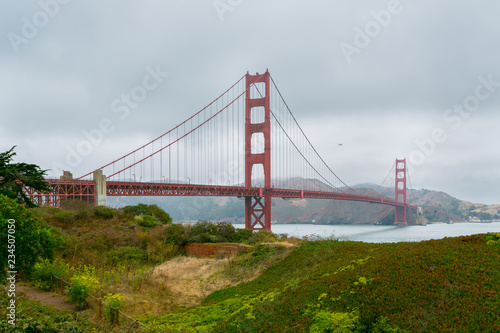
[25,71,417,230]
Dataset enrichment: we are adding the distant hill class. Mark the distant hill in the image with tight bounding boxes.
[106,178,500,225]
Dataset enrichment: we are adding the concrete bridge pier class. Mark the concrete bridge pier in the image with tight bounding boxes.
[93,170,107,206]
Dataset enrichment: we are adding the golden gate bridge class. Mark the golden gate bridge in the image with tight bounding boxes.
[24,71,417,230]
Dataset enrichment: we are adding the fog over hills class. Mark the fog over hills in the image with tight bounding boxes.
[107,178,500,225]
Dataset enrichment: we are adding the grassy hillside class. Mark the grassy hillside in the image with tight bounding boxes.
[142,234,500,332]
[4,198,500,332]
[0,292,99,332]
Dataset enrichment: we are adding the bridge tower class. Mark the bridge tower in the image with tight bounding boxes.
[395,158,408,225]
[245,71,272,231]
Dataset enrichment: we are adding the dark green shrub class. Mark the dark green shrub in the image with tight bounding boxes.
[0,195,58,280]
[92,205,115,219]
[190,232,215,243]
[187,220,240,243]
[247,230,278,244]
[189,220,217,235]
[123,203,172,224]
[54,210,75,225]
[107,247,147,264]
[75,209,92,220]
[235,228,254,242]
[486,233,500,247]
[215,222,237,242]
[164,223,188,245]
[136,215,159,228]
[31,259,72,291]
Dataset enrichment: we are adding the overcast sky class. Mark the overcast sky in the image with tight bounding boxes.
[1,0,499,205]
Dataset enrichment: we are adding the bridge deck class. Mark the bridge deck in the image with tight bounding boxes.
[25,179,416,210]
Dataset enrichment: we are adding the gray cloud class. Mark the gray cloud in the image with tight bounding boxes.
[1,0,498,204]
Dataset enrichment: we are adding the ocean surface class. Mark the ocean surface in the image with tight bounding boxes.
[232,222,500,243]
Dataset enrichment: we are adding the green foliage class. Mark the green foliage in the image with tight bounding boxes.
[0,195,59,281]
[68,266,100,306]
[0,290,98,332]
[164,223,189,245]
[75,209,92,220]
[371,316,405,333]
[235,228,254,242]
[104,293,124,324]
[0,146,51,207]
[247,229,278,244]
[250,243,281,262]
[92,205,115,219]
[55,210,75,225]
[140,297,247,332]
[107,246,147,264]
[309,310,360,333]
[187,220,260,244]
[31,259,73,291]
[123,203,172,223]
[486,233,500,247]
[135,214,159,228]
[145,234,499,332]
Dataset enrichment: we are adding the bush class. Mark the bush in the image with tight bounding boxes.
[68,266,100,307]
[54,210,75,225]
[75,209,92,220]
[371,316,405,333]
[164,223,189,246]
[247,230,278,244]
[104,293,124,324]
[123,203,172,224]
[215,222,237,242]
[31,259,73,291]
[0,195,59,280]
[486,233,500,247]
[188,220,240,243]
[309,310,360,333]
[136,215,159,228]
[235,228,254,242]
[92,205,115,219]
[107,247,147,264]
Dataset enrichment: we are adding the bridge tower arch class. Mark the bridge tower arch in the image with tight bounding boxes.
[244,71,272,231]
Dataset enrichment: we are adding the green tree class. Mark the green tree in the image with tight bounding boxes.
[123,203,172,223]
[0,146,50,207]
[0,195,59,281]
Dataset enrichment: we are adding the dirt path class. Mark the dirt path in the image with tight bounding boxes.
[17,283,76,312]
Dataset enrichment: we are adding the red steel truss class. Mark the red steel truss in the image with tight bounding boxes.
[24,179,95,207]
[29,179,416,212]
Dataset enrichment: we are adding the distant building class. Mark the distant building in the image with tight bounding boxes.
[60,171,73,180]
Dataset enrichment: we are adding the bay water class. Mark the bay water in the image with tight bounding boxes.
[232,222,500,243]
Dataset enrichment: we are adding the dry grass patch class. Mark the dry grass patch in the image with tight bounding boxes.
[150,256,233,309]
